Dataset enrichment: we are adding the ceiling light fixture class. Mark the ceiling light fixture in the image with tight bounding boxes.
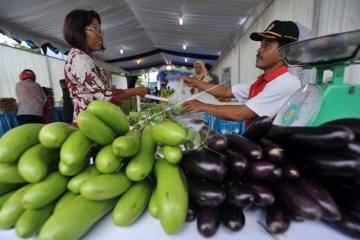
[185,58,188,63]
[183,42,186,50]
[166,64,172,70]
[120,47,123,54]
[179,14,183,25]
[137,59,141,64]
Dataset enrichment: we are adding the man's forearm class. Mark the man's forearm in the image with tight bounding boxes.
[195,81,233,98]
[202,104,257,121]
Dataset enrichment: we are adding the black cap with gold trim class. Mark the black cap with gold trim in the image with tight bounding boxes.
[250,20,299,42]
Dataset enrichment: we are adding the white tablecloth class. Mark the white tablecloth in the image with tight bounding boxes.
[0,209,354,240]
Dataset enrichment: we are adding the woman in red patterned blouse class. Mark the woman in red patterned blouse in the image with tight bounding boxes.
[63,9,148,124]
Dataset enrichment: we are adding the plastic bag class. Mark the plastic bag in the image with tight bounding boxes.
[168,80,192,114]
[194,91,219,105]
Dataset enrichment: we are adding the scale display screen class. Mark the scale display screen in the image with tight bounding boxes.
[274,84,322,126]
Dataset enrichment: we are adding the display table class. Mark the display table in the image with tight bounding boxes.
[0,111,18,137]
[0,210,353,240]
[203,113,245,134]
[0,107,65,137]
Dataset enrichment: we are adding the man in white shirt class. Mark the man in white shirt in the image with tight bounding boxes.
[180,20,301,127]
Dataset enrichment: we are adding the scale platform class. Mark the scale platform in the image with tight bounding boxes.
[273,30,360,126]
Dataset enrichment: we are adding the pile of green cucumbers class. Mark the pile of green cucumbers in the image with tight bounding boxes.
[0,100,188,240]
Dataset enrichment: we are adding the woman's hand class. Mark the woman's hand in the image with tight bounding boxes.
[135,87,149,97]
[183,100,206,112]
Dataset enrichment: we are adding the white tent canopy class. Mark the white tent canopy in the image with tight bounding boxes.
[0,0,359,102]
[0,0,270,72]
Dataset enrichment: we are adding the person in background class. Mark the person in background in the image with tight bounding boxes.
[205,63,220,85]
[183,60,213,94]
[180,20,301,128]
[63,9,148,124]
[16,69,47,125]
[59,79,74,124]
[192,60,213,83]
[42,87,53,124]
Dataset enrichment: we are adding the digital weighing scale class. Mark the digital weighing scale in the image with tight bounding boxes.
[273,30,360,126]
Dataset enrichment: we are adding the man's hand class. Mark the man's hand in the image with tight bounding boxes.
[183,100,206,112]
[178,76,197,88]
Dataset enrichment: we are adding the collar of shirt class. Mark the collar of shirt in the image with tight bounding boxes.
[257,65,288,82]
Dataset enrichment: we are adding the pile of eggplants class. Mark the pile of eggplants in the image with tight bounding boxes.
[181,117,360,238]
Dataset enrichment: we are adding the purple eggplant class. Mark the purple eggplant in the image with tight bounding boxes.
[197,206,221,238]
[266,204,291,234]
[296,177,341,220]
[223,180,254,208]
[221,204,245,231]
[276,181,322,220]
[199,125,228,153]
[247,182,275,207]
[247,161,275,180]
[261,139,285,163]
[346,141,360,157]
[350,210,360,222]
[186,200,198,222]
[291,213,305,222]
[181,149,227,183]
[226,134,263,161]
[282,163,300,179]
[187,175,226,207]
[265,167,283,182]
[296,152,360,177]
[325,183,360,213]
[225,149,248,173]
[323,118,360,141]
[266,125,355,151]
[242,116,273,142]
[353,176,360,187]
[323,209,360,239]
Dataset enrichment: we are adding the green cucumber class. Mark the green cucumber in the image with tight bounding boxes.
[112,128,141,157]
[80,172,132,201]
[15,201,56,238]
[126,126,156,181]
[151,121,187,146]
[162,145,183,164]
[0,163,27,183]
[95,144,123,174]
[59,160,88,177]
[18,144,60,183]
[87,100,130,135]
[0,184,33,229]
[77,110,115,145]
[0,123,44,163]
[112,180,151,226]
[39,122,77,148]
[0,190,16,210]
[60,131,93,167]
[0,183,24,195]
[54,192,77,213]
[21,172,68,210]
[67,165,101,193]
[38,195,117,240]
[155,158,188,234]
[148,189,159,218]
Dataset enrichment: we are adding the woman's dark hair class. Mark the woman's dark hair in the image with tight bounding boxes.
[63,9,101,52]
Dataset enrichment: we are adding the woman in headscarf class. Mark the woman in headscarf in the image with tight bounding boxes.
[181,60,214,94]
[193,60,213,83]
